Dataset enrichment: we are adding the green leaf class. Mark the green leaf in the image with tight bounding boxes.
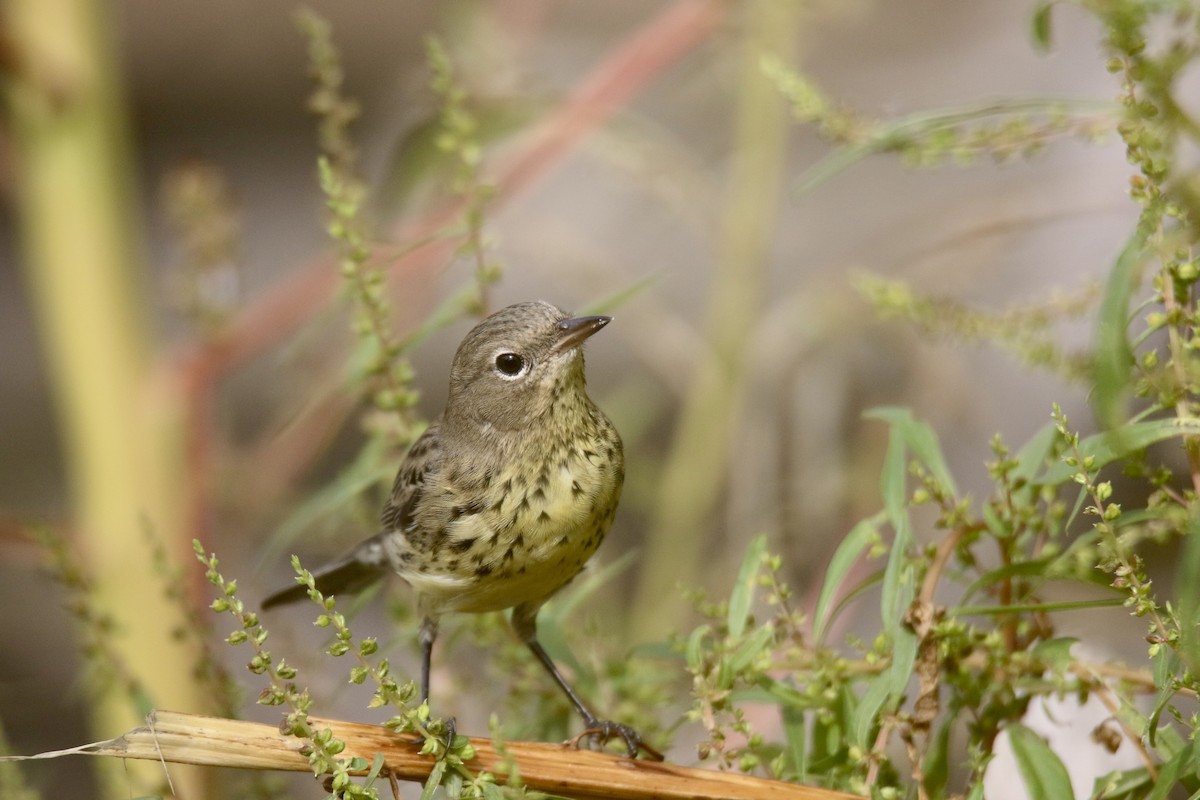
[781,705,808,780]
[727,623,776,675]
[1039,418,1200,485]
[1151,722,1185,760]
[813,515,880,644]
[824,568,886,631]
[961,557,1059,604]
[1031,2,1054,51]
[1031,637,1078,672]
[808,693,843,765]
[878,423,912,638]
[923,718,954,798]
[877,417,908,524]
[1093,233,1143,431]
[885,623,918,711]
[1146,646,1179,747]
[685,625,712,670]
[867,407,957,495]
[757,676,807,707]
[728,535,768,639]
[1091,767,1153,800]
[851,672,892,751]
[981,499,1008,540]
[1177,513,1200,671]
[1011,421,1059,484]
[1008,722,1075,800]
[1145,739,1192,800]
[419,758,447,800]
[443,769,464,798]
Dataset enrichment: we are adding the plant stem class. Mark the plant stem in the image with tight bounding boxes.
[6,0,205,794]
[631,0,801,640]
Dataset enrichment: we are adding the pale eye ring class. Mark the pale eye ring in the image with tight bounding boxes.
[494,352,528,378]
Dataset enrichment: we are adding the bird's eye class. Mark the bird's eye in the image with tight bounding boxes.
[494,352,527,377]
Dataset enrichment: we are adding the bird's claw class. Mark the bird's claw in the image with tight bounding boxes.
[567,718,664,761]
[422,716,457,759]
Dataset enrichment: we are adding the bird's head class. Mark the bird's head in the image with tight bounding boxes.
[445,300,611,431]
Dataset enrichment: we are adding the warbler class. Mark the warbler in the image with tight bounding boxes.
[263,300,657,758]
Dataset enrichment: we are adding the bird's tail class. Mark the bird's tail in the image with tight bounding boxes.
[261,533,391,610]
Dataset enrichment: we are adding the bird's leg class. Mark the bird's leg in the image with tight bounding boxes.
[419,616,437,705]
[417,616,455,753]
[513,605,662,760]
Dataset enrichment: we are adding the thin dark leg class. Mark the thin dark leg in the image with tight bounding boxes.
[526,639,598,722]
[525,637,662,760]
[419,616,437,702]
[417,616,455,752]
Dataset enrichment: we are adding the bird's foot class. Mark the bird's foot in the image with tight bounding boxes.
[421,716,457,759]
[567,718,664,761]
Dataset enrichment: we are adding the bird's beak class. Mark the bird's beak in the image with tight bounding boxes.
[553,315,612,353]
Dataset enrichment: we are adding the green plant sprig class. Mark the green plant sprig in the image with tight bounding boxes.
[316,155,422,444]
[287,557,453,754]
[761,51,1115,197]
[1051,406,1168,634]
[298,8,420,449]
[193,540,383,800]
[425,36,502,315]
[284,556,526,799]
[30,525,152,716]
[855,273,1099,383]
[145,523,243,719]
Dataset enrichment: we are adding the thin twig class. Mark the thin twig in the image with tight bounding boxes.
[1069,664,1158,780]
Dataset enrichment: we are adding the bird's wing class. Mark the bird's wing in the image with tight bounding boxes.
[261,425,442,611]
[380,421,442,533]
[260,532,392,609]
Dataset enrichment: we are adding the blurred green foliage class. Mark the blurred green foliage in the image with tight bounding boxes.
[679,2,1200,798]
[17,2,1200,799]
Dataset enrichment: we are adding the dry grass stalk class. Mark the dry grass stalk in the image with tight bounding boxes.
[7,710,861,800]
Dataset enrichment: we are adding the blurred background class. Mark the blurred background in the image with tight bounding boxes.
[0,0,1142,796]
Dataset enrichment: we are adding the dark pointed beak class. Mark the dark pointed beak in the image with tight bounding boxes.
[553,315,612,353]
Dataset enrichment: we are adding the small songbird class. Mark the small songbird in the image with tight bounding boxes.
[262,300,657,758]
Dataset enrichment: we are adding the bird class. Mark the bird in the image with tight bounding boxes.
[262,300,659,759]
